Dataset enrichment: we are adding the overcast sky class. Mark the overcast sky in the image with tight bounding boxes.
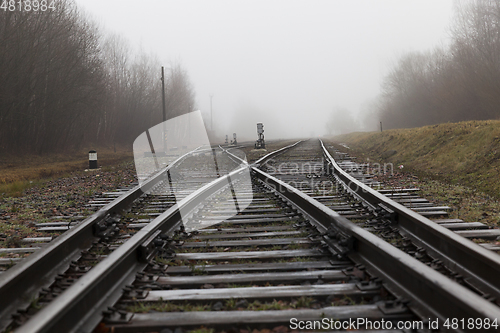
[75,0,455,140]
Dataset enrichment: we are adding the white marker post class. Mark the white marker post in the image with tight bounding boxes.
[89,150,98,169]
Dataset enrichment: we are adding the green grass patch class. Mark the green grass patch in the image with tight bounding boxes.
[332,120,500,199]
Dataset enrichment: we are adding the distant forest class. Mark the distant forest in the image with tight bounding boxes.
[0,0,195,154]
[375,0,500,130]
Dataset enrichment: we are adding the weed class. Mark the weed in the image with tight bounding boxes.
[154,256,170,265]
[224,298,236,309]
[126,301,211,313]
[189,262,207,275]
[330,295,356,306]
[294,296,314,308]
[247,299,287,311]
[30,296,42,310]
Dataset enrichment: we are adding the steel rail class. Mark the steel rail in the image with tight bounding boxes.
[253,140,303,166]
[219,140,303,168]
[320,139,500,301]
[15,163,250,333]
[251,166,500,330]
[0,146,202,331]
[225,140,500,328]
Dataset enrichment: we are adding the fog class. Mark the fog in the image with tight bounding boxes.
[75,0,454,141]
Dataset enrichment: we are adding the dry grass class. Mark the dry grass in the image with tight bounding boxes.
[332,120,500,199]
[0,146,133,196]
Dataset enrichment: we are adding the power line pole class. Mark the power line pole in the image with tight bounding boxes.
[161,67,167,153]
[161,67,167,122]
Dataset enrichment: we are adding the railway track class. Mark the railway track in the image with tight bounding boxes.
[326,142,500,252]
[1,139,500,332]
[0,145,248,332]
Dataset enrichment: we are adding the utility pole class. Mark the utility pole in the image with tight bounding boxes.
[210,94,214,131]
[380,121,383,132]
[161,67,167,153]
[188,102,191,144]
[161,67,167,122]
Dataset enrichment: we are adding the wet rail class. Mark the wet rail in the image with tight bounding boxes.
[2,140,500,332]
[0,145,244,332]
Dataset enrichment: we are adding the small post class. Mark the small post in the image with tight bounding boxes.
[225,135,228,144]
[233,133,237,145]
[89,150,98,169]
[380,121,383,132]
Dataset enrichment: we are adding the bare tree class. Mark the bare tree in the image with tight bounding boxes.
[373,0,500,130]
[0,0,106,153]
[165,63,196,119]
[0,0,197,153]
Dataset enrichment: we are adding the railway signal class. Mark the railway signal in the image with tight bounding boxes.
[255,122,265,149]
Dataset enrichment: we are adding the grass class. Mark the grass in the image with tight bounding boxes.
[0,145,133,197]
[330,295,358,306]
[126,301,211,313]
[0,180,45,198]
[332,120,500,199]
[417,179,500,227]
[329,120,500,228]
[126,296,319,314]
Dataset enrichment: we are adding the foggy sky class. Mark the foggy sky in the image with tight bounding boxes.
[75,0,454,141]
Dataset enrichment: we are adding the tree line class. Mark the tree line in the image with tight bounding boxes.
[372,0,500,130]
[0,0,195,154]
